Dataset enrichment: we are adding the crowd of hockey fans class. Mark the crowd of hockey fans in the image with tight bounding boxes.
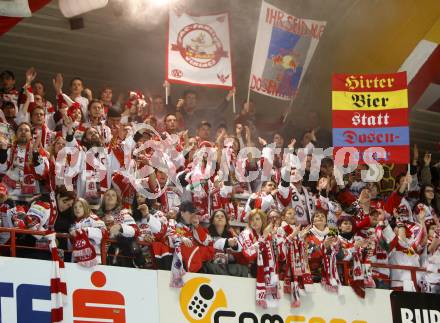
[0,67,439,296]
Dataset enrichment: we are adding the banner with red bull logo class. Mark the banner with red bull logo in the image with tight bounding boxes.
[249,1,326,100]
[332,72,410,164]
[167,9,233,89]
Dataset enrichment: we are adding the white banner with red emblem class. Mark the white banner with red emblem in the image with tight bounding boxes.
[167,10,233,88]
[249,1,326,100]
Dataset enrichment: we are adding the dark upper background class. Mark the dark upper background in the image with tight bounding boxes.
[0,0,439,157]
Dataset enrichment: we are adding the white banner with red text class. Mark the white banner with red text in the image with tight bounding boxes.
[249,1,326,100]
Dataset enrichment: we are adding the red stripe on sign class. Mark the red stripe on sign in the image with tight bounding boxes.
[332,108,409,128]
[332,72,407,92]
[333,145,410,165]
[408,44,440,108]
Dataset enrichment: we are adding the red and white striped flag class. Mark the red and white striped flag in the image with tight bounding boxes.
[47,233,67,323]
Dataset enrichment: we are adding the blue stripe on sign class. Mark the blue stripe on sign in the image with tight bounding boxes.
[332,126,409,147]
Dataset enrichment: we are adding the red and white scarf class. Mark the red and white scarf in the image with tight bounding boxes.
[283,238,313,307]
[84,151,109,200]
[33,124,52,149]
[361,257,376,289]
[350,249,366,298]
[256,237,280,308]
[321,242,341,293]
[71,229,98,267]
[170,242,186,288]
[47,233,67,323]
[3,143,35,194]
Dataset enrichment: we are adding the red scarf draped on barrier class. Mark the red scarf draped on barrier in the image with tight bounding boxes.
[256,237,280,308]
[71,230,98,267]
[321,243,341,293]
[283,239,314,307]
[47,232,67,323]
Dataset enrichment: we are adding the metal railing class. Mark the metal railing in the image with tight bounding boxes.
[0,227,120,264]
[0,227,69,257]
